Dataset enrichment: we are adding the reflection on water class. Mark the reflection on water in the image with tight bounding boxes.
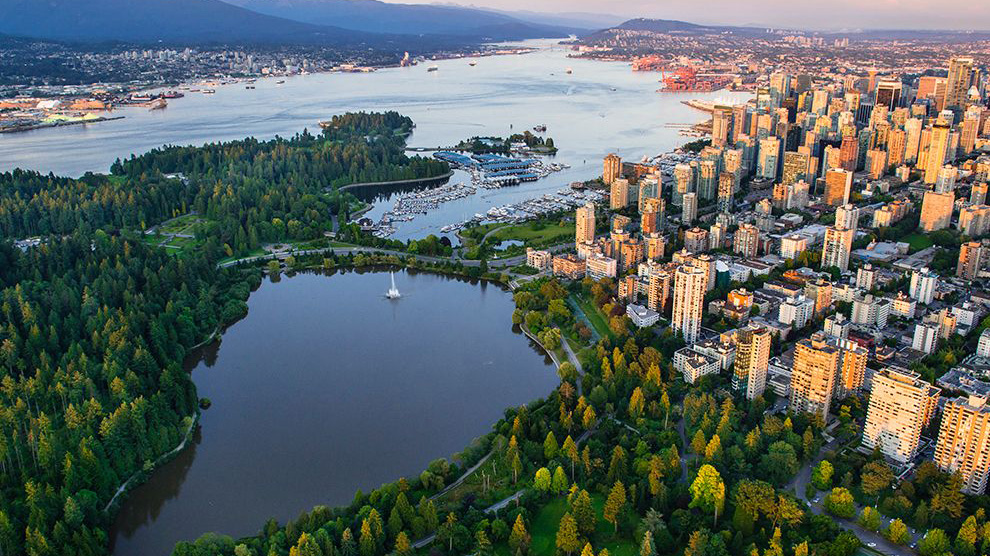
[109,269,557,556]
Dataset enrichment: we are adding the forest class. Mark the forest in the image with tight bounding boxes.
[0,112,449,556]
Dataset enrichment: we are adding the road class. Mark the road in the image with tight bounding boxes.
[676,418,698,483]
[219,242,574,271]
[789,439,921,556]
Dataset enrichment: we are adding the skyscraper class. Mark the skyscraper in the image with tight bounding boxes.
[946,57,975,117]
[672,264,706,344]
[924,123,951,184]
[863,367,940,464]
[834,204,860,232]
[920,190,954,232]
[935,394,990,495]
[603,153,622,185]
[757,136,781,180]
[610,178,630,210]
[823,169,852,207]
[682,192,697,225]
[712,106,733,147]
[781,151,809,186]
[733,223,760,259]
[733,326,772,400]
[875,80,903,111]
[958,241,985,280]
[822,226,853,272]
[575,202,596,247]
[790,333,841,420]
[909,267,938,304]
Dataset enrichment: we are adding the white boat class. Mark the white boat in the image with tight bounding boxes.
[385,272,401,299]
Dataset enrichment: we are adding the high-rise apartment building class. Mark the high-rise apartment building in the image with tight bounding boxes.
[712,106,733,147]
[682,192,698,225]
[575,202,596,247]
[610,178,630,210]
[835,204,860,232]
[935,394,990,495]
[822,226,854,272]
[672,264,706,344]
[781,151,809,186]
[909,267,938,305]
[603,153,622,185]
[863,367,940,464]
[733,326,772,400]
[946,57,975,116]
[958,241,985,280]
[824,169,853,206]
[924,123,951,184]
[920,190,954,232]
[790,333,841,420]
[733,223,760,259]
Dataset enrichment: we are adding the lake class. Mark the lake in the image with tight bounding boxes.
[0,39,750,240]
[109,269,557,556]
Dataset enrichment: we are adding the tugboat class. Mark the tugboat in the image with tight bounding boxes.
[385,272,401,300]
[427,65,439,72]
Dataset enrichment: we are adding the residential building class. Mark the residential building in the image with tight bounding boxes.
[790,333,842,420]
[603,153,622,185]
[627,304,660,328]
[913,322,940,354]
[672,264,707,344]
[920,190,954,232]
[734,223,760,258]
[824,169,853,206]
[733,325,772,400]
[958,241,985,279]
[863,367,941,464]
[525,248,552,271]
[778,295,815,329]
[935,394,990,494]
[674,347,720,384]
[909,267,938,305]
[586,254,618,280]
[575,202,596,246]
[822,226,854,271]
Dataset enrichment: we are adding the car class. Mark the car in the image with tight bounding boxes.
[867,543,876,548]
[813,497,820,503]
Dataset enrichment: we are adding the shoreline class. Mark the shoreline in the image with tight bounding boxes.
[0,115,125,134]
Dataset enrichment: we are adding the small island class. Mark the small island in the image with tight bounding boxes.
[455,131,558,155]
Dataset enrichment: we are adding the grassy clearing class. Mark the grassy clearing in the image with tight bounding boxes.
[492,222,575,247]
[524,494,638,556]
[571,295,615,341]
[902,233,933,253]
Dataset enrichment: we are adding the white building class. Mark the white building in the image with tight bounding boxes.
[674,347,720,384]
[913,323,940,354]
[909,267,938,305]
[851,294,891,329]
[978,328,990,358]
[778,295,816,329]
[627,304,660,328]
[823,312,851,339]
[780,234,809,260]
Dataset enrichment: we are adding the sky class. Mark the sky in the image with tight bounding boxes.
[404,0,990,30]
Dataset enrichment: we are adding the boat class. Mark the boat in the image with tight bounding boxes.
[565,68,573,74]
[245,85,255,90]
[202,89,216,95]
[468,61,477,66]
[276,80,285,84]
[148,99,167,110]
[427,65,439,72]
[385,272,401,299]
[162,91,184,99]
[533,124,547,132]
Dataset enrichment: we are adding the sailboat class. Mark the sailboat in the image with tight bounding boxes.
[385,272,401,299]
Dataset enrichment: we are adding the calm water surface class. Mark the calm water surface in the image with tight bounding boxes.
[0,40,749,240]
[109,269,556,556]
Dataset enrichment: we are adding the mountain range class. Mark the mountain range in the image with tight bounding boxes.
[225,0,579,40]
[0,0,583,46]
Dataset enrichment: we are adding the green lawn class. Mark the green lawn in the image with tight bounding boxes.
[571,295,615,341]
[525,494,638,556]
[492,222,575,248]
[902,233,933,253]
